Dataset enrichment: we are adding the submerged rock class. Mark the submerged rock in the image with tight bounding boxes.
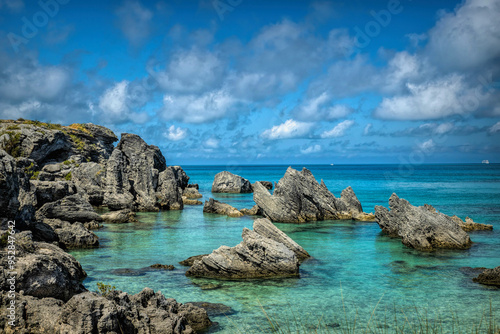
[185,302,236,317]
[450,215,493,232]
[203,198,243,217]
[180,254,209,267]
[150,264,175,270]
[100,208,137,224]
[253,167,367,223]
[186,218,307,279]
[472,266,500,286]
[211,171,253,193]
[375,194,472,251]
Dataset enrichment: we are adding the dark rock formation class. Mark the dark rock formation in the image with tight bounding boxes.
[36,194,102,223]
[375,194,472,251]
[203,198,243,217]
[186,218,306,279]
[472,266,500,286]
[43,219,99,249]
[0,149,21,218]
[179,254,209,267]
[100,209,137,224]
[0,232,87,302]
[157,167,184,210]
[257,181,273,190]
[150,264,175,270]
[1,288,212,333]
[71,162,106,205]
[211,171,253,193]
[253,167,367,223]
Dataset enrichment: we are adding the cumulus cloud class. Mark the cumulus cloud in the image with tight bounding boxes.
[205,137,220,149]
[115,1,153,46]
[417,139,436,152]
[363,123,372,136]
[301,144,321,154]
[164,125,187,141]
[374,75,476,120]
[261,119,314,140]
[320,120,354,138]
[98,81,148,124]
[293,92,353,121]
[160,90,237,123]
[489,121,500,134]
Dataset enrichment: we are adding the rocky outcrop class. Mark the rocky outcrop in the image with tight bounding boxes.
[157,167,184,210]
[257,181,273,190]
[211,171,253,193]
[0,149,21,218]
[375,194,472,251]
[450,215,493,232]
[179,254,209,267]
[43,219,99,249]
[1,288,212,333]
[30,180,77,207]
[0,120,117,165]
[472,266,500,286]
[240,205,262,216]
[71,162,106,205]
[186,218,307,279]
[100,209,137,224]
[203,198,243,217]
[36,194,102,223]
[183,187,203,199]
[253,167,367,223]
[0,232,87,301]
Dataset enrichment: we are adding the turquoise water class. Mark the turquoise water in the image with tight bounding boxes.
[70,164,500,332]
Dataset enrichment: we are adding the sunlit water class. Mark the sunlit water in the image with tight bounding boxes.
[70,164,500,333]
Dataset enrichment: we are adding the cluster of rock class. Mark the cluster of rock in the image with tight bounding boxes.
[472,266,500,286]
[185,218,310,279]
[375,194,474,251]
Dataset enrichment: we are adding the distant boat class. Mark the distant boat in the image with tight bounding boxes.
[482,160,490,164]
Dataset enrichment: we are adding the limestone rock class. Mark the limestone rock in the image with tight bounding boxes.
[72,162,106,205]
[203,198,243,217]
[211,171,252,193]
[101,209,137,224]
[374,194,472,251]
[36,194,102,223]
[253,168,363,223]
[30,180,77,207]
[179,254,209,267]
[157,167,184,210]
[257,181,273,190]
[183,197,203,205]
[183,187,202,199]
[240,205,262,216]
[43,219,99,249]
[472,266,500,286]
[103,148,134,210]
[0,149,20,218]
[450,215,493,232]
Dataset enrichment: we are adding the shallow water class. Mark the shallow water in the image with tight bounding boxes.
[70,164,500,333]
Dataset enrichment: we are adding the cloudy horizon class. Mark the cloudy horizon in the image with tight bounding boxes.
[1,0,499,164]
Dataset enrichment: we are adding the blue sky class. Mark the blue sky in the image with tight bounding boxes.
[1,0,499,165]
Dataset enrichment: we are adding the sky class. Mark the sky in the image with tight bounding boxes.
[0,0,499,165]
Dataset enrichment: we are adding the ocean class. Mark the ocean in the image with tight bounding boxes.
[70,164,500,333]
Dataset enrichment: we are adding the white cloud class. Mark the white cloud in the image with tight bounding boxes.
[418,139,436,152]
[164,125,187,141]
[294,92,353,121]
[98,80,148,124]
[374,75,475,120]
[160,89,236,123]
[488,121,500,134]
[115,1,153,46]
[434,122,454,135]
[301,144,321,154]
[261,119,314,140]
[321,120,354,138]
[363,123,372,135]
[205,137,220,149]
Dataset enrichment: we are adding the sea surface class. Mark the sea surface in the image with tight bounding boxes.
[70,164,500,333]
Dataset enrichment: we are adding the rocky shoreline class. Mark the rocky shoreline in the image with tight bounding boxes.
[0,119,497,332]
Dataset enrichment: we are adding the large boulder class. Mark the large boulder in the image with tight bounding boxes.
[157,167,184,210]
[374,194,472,251]
[0,233,87,302]
[253,167,364,223]
[186,219,307,279]
[1,288,212,333]
[472,266,500,286]
[203,198,243,217]
[103,148,135,210]
[30,180,77,207]
[211,171,253,193]
[71,162,106,205]
[43,219,99,249]
[36,194,102,223]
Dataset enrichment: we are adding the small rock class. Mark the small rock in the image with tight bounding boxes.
[473,266,500,286]
[212,171,253,193]
[149,263,175,270]
[203,198,243,217]
[180,254,209,267]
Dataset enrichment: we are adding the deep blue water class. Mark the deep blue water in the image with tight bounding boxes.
[71,164,500,332]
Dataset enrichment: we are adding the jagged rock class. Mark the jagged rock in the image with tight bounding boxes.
[253,167,365,223]
[171,166,190,189]
[0,121,118,165]
[30,180,77,207]
[72,162,106,205]
[186,219,307,279]
[203,198,243,217]
[0,149,20,218]
[103,148,134,210]
[472,266,500,286]
[253,218,310,261]
[257,181,273,190]
[374,194,472,251]
[157,167,184,210]
[183,187,202,199]
[353,212,376,221]
[179,254,209,267]
[43,219,99,249]
[36,194,102,223]
[1,287,212,334]
[240,205,262,216]
[183,197,203,205]
[450,215,493,232]
[100,209,137,224]
[211,171,253,193]
[0,235,87,301]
